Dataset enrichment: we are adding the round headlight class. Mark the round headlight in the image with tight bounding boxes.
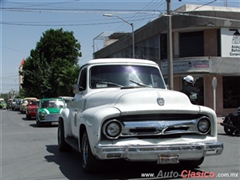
[103,120,122,139]
[40,112,46,116]
[197,118,210,133]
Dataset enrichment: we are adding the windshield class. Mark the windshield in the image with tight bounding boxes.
[0,100,6,104]
[28,100,39,106]
[90,65,166,89]
[41,100,64,108]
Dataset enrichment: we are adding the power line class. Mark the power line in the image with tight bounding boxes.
[5,0,77,9]
[0,15,158,26]
[95,0,165,54]
[1,7,161,14]
[1,46,29,54]
[194,0,217,11]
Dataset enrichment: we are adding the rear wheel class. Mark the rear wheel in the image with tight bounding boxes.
[224,119,234,135]
[81,131,102,173]
[58,120,72,152]
[224,126,234,135]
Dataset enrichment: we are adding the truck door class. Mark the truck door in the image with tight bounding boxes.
[71,68,87,136]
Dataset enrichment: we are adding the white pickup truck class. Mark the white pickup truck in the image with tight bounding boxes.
[58,58,223,173]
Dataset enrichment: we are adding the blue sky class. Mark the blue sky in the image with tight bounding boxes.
[0,0,239,94]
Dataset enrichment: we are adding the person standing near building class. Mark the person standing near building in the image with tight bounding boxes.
[181,75,198,105]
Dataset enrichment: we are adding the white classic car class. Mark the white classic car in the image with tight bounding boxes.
[58,58,223,173]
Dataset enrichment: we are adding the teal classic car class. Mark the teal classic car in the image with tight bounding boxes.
[0,99,7,110]
[36,98,66,127]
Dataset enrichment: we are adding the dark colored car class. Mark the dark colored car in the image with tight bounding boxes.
[26,99,39,120]
[13,99,23,111]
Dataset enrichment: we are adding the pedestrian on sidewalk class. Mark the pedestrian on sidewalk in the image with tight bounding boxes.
[181,75,198,105]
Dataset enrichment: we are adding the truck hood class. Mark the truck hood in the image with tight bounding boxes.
[84,88,199,114]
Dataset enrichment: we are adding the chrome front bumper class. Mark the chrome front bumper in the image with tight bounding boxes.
[95,142,223,161]
[38,114,60,123]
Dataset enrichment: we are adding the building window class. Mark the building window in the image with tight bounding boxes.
[223,76,240,108]
[179,31,204,57]
[160,34,167,60]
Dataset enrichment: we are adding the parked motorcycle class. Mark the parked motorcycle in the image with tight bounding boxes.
[220,107,240,136]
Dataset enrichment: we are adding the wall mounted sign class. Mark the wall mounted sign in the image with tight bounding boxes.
[221,28,240,57]
[161,60,210,75]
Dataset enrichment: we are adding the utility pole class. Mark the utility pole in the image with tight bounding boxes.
[167,0,173,90]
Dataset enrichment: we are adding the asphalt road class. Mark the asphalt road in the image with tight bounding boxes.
[0,109,240,180]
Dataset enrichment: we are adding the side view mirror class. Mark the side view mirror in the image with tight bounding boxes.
[73,84,85,94]
[73,84,80,94]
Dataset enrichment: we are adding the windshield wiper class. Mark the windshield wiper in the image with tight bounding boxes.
[99,81,123,87]
[129,80,151,88]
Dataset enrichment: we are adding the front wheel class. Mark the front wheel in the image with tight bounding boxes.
[58,120,72,152]
[223,119,235,135]
[36,120,42,127]
[224,126,234,135]
[81,131,102,173]
[26,114,31,120]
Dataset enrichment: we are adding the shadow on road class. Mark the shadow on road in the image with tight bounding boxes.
[22,117,33,121]
[44,145,209,180]
[29,123,58,128]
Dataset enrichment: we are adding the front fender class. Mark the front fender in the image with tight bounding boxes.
[61,108,73,137]
[199,105,218,138]
[79,106,121,153]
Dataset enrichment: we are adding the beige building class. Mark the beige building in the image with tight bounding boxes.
[94,4,240,116]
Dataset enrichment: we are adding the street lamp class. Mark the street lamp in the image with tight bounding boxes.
[103,14,135,58]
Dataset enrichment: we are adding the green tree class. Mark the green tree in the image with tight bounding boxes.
[57,65,81,96]
[21,28,81,98]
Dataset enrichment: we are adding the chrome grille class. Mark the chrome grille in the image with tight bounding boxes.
[44,114,60,121]
[103,114,211,138]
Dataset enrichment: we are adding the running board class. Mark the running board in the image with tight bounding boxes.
[65,137,79,152]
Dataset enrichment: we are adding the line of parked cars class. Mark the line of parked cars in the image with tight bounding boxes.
[5,96,73,127]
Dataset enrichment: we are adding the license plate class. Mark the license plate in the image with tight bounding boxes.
[157,154,179,164]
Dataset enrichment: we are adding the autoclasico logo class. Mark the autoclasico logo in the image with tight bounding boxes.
[141,170,216,179]
[181,170,215,178]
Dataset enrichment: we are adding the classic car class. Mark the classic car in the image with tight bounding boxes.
[10,98,17,110]
[7,99,13,109]
[26,99,39,120]
[20,97,37,113]
[12,99,23,111]
[36,98,65,127]
[0,99,7,110]
[58,58,224,173]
